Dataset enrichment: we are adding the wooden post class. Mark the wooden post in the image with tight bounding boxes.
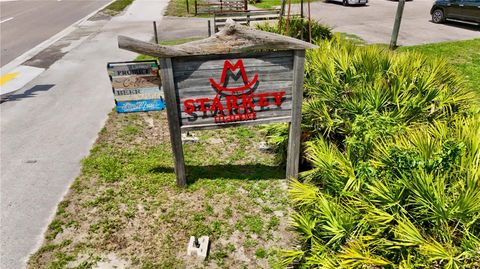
[159,58,187,186]
[390,0,405,50]
[208,20,212,37]
[286,0,292,35]
[153,21,159,44]
[213,13,217,33]
[195,0,198,16]
[300,0,304,19]
[308,0,311,42]
[186,0,190,14]
[244,0,247,11]
[286,50,306,180]
[279,0,287,26]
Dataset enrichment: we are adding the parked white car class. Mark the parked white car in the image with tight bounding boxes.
[327,0,368,6]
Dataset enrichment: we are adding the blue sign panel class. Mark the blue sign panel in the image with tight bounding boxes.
[116,99,165,113]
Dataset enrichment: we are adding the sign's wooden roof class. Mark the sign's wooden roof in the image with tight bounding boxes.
[118,19,318,58]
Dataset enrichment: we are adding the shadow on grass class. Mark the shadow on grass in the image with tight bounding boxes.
[151,164,285,183]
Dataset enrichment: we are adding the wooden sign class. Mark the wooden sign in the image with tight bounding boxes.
[118,20,317,186]
[107,60,165,113]
[174,51,294,131]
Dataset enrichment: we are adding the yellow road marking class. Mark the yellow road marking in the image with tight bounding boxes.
[0,72,19,86]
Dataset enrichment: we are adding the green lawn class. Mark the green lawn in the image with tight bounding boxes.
[164,0,210,17]
[399,39,480,95]
[102,0,134,15]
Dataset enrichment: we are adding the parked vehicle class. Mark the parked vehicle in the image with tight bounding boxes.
[327,0,368,6]
[431,0,480,24]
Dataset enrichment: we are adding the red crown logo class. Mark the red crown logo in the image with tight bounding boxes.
[209,59,258,96]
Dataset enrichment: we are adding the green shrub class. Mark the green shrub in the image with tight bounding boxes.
[287,115,480,268]
[265,35,475,165]
[256,16,332,42]
[264,35,479,268]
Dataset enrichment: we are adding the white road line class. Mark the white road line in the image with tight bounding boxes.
[1,0,115,74]
[0,17,14,24]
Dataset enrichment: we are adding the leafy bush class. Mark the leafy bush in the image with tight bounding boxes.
[287,115,480,268]
[265,35,475,164]
[261,35,479,268]
[256,16,332,42]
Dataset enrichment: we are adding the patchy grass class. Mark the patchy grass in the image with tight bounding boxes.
[165,0,198,17]
[28,111,293,268]
[135,37,204,61]
[102,0,134,16]
[399,39,480,95]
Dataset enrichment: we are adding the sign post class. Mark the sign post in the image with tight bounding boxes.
[118,20,316,186]
[390,0,406,50]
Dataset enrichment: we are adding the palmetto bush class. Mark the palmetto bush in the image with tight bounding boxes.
[260,35,480,268]
[265,35,475,165]
[287,116,480,268]
[256,17,332,42]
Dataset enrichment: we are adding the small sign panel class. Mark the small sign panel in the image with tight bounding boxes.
[107,60,165,113]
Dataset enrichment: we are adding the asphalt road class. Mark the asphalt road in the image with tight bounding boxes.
[0,0,110,67]
[292,0,479,45]
[0,0,180,266]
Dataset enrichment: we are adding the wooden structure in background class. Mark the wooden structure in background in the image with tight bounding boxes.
[194,0,247,15]
[213,9,281,33]
[118,20,316,186]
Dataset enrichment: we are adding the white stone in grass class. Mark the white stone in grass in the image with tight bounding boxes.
[144,117,154,128]
[208,138,223,144]
[187,236,209,260]
[182,132,199,144]
[257,141,271,151]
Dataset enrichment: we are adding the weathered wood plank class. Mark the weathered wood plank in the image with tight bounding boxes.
[174,83,294,98]
[174,68,293,82]
[111,76,161,89]
[181,116,291,132]
[286,50,306,180]
[172,51,292,67]
[159,58,187,187]
[118,20,317,58]
[175,75,294,88]
[180,105,292,123]
[215,16,279,23]
[173,59,293,72]
[214,10,280,17]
